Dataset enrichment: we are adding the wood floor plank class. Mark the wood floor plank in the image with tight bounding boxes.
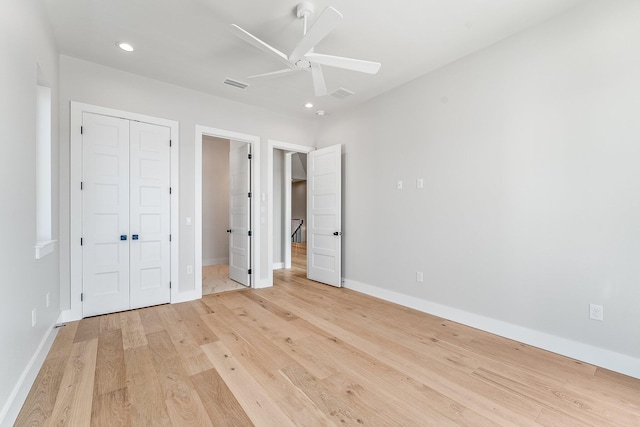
[94,329,126,396]
[90,387,131,427]
[172,301,219,346]
[14,356,68,426]
[191,369,254,427]
[73,315,100,343]
[47,322,79,360]
[146,330,214,427]
[99,312,121,333]
[156,304,213,376]
[200,310,336,426]
[120,310,148,350]
[201,340,297,427]
[279,362,368,426]
[239,291,299,322]
[138,305,166,335]
[200,299,298,372]
[46,338,98,426]
[124,345,172,427]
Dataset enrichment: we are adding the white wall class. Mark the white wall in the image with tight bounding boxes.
[202,136,229,266]
[58,55,316,308]
[0,0,60,424]
[317,0,640,377]
[273,149,285,265]
[292,180,307,243]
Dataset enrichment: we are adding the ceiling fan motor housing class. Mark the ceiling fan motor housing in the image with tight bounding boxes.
[296,1,315,19]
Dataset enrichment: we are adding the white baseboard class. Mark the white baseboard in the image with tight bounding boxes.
[0,319,59,427]
[273,262,285,270]
[342,278,640,380]
[203,257,228,266]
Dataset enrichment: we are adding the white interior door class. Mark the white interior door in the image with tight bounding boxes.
[229,141,251,286]
[129,121,171,309]
[82,113,131,316]
[307,144,342,287]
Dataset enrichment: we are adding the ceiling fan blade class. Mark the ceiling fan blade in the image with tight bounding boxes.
[248,68,298,79]
[228,24,295,69]
[289,7,343,63]
[306,52,381,74]
[311,63,327,96]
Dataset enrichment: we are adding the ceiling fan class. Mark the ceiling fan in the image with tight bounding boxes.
[229,1,381,97]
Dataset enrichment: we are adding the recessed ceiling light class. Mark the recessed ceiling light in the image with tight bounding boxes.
[304,102,314,109]
[116,41,134,52]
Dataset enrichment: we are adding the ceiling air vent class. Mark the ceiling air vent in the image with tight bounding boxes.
[223,78,249,90]
[330,87,355,100]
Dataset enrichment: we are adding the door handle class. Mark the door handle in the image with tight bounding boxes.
[120,235,127,241]
[132,234,139,240]
[333,231,342,236]
[227,229,232,233]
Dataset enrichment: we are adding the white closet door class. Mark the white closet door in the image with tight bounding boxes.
[129,121,171,309]
[228,141,251,286]
[307,144,342,287]
[82,113,131,317]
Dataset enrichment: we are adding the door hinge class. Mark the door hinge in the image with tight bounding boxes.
[169,187,172,194]
[169,234,172,242]
[169,282,172,289]
[169,139,172,147]
[80,293,84,302]
[248,192,252,198]
[80,126,83,135]
[248,230,252,237]
[248,153,252,160]
[80,237,83,246]
[248,269,252,275]
[80,181,83,190]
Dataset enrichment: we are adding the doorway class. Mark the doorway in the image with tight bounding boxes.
[267,140,314,285]
[273,150,308,272]
[201,136,246,295]
[195,126,261,298]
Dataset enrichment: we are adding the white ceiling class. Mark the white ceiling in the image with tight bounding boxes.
[43,0,586,120]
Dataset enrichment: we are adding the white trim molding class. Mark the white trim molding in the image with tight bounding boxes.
[34,240,56,259]
[343,278,640,380]
[0,320,58,427]
[203,258,229,267]
[64,102,179,322]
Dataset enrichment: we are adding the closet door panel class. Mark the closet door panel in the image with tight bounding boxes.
[82,113,131,317]
[129,121,171,309]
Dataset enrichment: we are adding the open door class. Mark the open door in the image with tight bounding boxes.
[307,144,342,287]
[228,141,251,286]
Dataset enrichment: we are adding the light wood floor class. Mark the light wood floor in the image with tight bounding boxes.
[16,247,640,426]
[202,264,247,296]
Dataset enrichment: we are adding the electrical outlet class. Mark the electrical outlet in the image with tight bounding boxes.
[416,178,424,189]
[46,292,50,308]
[397,180,403,190]
[186,265,193,275]
[32,309,37,327]
[589,304,603,321]
[416,272,424,283]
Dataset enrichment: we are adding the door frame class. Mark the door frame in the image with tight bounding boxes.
[195,126,261,294]
[267,139,314,286]
[64,102,179,322]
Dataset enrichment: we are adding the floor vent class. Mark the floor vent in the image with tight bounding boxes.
[330,87,355,99]
[223,78,249,89]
